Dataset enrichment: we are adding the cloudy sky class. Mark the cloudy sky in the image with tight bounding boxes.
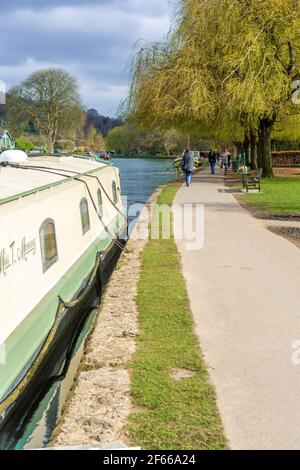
[0,0,172,116]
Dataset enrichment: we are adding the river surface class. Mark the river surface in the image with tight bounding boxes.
[113,157,175,208]
[13,158,176,450]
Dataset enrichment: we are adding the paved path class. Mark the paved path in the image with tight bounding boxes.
[174,169,300,450]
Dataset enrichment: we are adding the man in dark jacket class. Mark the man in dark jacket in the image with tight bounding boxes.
[182,148,195,186]
[208,150,217,174]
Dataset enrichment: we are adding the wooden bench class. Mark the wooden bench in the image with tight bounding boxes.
[243,168,262,192]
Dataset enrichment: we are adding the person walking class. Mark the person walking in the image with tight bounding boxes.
[208,150,217,174]
[222,150,229,175]
[182,148,194,187]
[227,150,232,168]
[222,148,231,175]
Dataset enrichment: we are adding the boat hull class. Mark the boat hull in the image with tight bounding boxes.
[0,233,126,450]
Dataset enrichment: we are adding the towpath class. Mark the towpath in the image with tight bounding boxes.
[174,168,300,450]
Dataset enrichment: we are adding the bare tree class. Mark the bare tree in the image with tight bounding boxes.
[9,68,83,152]
[86,125,106,151]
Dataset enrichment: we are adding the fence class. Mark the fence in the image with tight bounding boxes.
[272,151,300,167]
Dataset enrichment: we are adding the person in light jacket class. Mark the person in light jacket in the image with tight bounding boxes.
[182,148,195,187]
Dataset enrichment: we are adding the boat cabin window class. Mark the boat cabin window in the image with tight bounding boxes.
[40,219,58,272]
[80,198,90,234]
[112,181,118,204]
[97,189,104,217]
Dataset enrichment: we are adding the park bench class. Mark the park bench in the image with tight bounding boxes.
[242,168,262,192]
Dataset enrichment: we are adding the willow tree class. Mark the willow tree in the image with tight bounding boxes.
[128,1,218,132]
[129,0,300,176]
[218,0,300,176]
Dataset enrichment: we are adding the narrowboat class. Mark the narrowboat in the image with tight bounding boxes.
[0,151,127,445]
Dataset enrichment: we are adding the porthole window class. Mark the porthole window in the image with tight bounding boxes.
[97,189,104,217]
[112,180,118,204]
[80,198,90,235]
[39,219,58,272]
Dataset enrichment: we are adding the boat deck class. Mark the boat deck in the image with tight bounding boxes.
[0,156,110,203]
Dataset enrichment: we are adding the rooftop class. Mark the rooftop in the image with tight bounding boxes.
[0,156,110,203]
[0,130,13,139]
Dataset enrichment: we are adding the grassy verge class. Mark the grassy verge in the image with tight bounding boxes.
[127,182,227,450]
[239,177,300,215]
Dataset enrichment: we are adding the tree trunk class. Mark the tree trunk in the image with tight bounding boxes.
[244,135,250,166]
[257,127,262,169]
[250,130,257,170]
[49,128,58,154]
[257,118,274,177]
[48,140,54,154]
[163,142,170,157]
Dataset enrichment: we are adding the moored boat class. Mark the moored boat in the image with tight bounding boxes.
[0,151,127,443]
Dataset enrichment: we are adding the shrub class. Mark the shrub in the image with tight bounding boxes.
[56,139,76,152]
[16,136,35,152]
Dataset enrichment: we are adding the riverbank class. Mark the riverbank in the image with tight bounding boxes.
[51,175,226,449]
[51,188,162,447]
[111,154,173,159]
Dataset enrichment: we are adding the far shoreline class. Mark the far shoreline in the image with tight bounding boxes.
[112,155,174,160]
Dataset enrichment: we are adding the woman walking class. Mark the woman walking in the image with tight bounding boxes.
[208,150,217,174]
[182,148,195,187]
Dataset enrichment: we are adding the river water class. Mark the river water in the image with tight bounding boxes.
[113,158,175,209]
[11,158,176,450]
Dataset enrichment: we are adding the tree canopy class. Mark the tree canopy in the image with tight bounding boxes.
[129,0,300,176]
[86,125,106,151]
[8,68,84,152]
[106,122,212,156]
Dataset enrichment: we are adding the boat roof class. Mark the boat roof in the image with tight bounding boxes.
[0,156,111,204]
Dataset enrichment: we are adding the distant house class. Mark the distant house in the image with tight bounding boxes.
[0,130,15,151]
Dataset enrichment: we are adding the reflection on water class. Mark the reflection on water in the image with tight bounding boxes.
[15,158,176,449]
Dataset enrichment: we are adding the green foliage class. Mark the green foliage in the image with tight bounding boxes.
[106,125,135,153]
[55,139,76,152]
[15,136,35,152]
[106,123,208,155]
[273,140,300,151]
[75,146,85,154]
[128,0,300,176]
[24,121,37,134]
[85,125,105,151]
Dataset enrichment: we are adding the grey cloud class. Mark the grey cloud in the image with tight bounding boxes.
[0,0,171,115]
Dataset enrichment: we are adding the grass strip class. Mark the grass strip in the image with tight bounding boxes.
[240,177,300,215]
[127,182,227,450]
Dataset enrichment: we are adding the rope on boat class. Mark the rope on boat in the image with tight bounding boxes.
[17,163,128,222]
[6,163,128,253]
[73,175,128,254]
[0,253,101,416]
